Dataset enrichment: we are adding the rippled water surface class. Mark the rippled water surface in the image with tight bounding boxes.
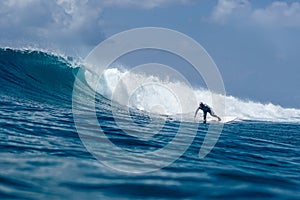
[1,48,299,199]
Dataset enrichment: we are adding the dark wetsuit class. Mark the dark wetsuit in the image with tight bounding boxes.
[195,103,220,123]
[199,104,213,121]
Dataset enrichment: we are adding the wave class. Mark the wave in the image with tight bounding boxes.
[86,67,300,123]
[0,48,82,105]
[1,48,299,123]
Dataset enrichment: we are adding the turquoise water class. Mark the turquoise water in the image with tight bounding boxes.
[0,48,299,199]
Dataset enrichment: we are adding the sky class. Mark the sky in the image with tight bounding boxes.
[0,0,300,108]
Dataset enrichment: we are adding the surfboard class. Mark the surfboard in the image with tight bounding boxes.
[207,116,237,124]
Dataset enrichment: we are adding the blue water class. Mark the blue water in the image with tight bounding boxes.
[0,48,299,199]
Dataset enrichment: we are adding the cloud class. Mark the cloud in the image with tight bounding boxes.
[252,2,300,27]
[0,0,105,55]
[210,0,300,28]
[102,0,192,9]
[210,0,251,24]
[0,0,192,55]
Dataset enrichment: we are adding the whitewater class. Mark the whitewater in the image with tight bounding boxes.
[85,65,300,123]
[0,48,299,199]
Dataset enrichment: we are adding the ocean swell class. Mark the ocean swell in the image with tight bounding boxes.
[1,48,299,123]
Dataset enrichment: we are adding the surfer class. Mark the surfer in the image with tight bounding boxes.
[194,102,221,123]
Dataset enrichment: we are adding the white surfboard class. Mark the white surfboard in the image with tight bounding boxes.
[207,116,237,123]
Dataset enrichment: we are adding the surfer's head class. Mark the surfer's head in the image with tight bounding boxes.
[199,102,204,106]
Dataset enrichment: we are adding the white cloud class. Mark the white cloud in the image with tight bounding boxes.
[252,2,300,27]
[0,0,105,55]
[210,1,300,28]
[0,0,192,55]
[210,0,251,24]
[102,0,192,9]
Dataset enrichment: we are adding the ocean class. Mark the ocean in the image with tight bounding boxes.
[0,48,299,199]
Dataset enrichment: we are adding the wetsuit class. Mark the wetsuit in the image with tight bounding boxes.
[194,103,220,123]
[199,104,212,122]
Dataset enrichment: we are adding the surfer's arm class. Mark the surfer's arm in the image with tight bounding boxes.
[194,107,200,118]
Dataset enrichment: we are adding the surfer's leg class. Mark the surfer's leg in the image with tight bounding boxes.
[210,110,221,121]
[203,112,207,123]
[215,114,221,121]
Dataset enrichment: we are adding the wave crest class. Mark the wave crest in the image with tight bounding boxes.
[87,66,300,123]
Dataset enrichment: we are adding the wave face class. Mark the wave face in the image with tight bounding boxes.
[0,47,299,124]
[0,48,300,122]
[0,48,80,105]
